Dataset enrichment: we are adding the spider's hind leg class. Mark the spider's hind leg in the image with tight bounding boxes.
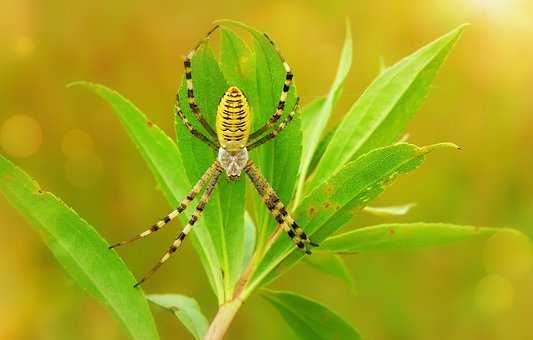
[134,162,223,287]
[244,160,318,253]
[108,162,220,249]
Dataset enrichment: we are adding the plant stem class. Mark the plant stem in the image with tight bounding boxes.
[204,219,286,339]
[205,298,243,340]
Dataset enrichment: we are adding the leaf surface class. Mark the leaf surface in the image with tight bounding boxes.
[175,44,243,301]
[217,19,302,254]
[241,211,257,272]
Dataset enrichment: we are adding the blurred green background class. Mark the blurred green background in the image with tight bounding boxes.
[1,1,532,339]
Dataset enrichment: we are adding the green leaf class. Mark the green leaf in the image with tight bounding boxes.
[263,290,361,340]
[218,28,261,289]
[69,82,224,303]
[217,20,302,255]
[302,253,355,291]
[363,203,416,216]
[219,26,258,110]
[243,143,458,296]
[0,155,159,340]
[241,211,257,272]
[309,24,466,189]
[294,21,353,205]
[319,223,519,253]
[176,44,244,302]
[148,294,208,340]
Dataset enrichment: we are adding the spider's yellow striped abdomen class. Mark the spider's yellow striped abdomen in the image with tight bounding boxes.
[216,86,250,152]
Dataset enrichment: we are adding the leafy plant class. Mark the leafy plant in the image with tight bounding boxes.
[0,20,522,340]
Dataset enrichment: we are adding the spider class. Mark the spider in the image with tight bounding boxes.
[109,26,317,287]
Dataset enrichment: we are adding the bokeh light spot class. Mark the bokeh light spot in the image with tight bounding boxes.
[1,115,42,158]
[475,274,514,316]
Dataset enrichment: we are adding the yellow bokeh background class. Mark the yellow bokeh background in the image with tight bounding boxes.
[1,1,532,339]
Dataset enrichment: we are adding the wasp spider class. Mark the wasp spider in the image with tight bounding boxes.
[110,26,317,287]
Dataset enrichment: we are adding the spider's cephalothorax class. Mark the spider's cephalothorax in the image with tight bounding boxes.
[110,26,317,287]
[216,86,250,180]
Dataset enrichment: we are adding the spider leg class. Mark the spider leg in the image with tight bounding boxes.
[244,160,317,253]
[247,98,300,151]
[134,162,223,287]
[249,33,294,141]
[175,100,218,150]
[109,162,220,249]
[182,26,220,138]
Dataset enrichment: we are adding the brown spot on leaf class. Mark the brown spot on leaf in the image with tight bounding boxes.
[389,228,396,235]
[324,183,334,196]
[308,206,317,216]
[146,120,154,127]
[322,201,332,208]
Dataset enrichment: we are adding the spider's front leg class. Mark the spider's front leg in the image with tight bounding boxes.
[174,100,218,150]
[244,160,318,253]
[174,26,221,149]
[182,26,220,139]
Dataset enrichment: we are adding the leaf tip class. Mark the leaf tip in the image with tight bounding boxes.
[497,227,526,238]
[66,80,91,89]
[343,20,353,53]
[213,18,230,25]
[344,17,352,39]
[420,142,460,154]
[447,23,470,41]
[458,22,472,30]
[214,19,249,31]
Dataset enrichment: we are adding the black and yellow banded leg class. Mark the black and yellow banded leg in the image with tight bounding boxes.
[175,101,218,149]
[109,162,220,249]
[182,26,220,138]
[249,33,294,141]
[247,98,300,151]
[244,160,317,253]
[134,162,223,287]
